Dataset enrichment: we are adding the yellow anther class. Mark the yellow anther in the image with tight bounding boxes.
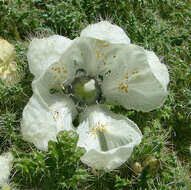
[113,55,116,58]
[96,50,100,58]
[80,52,84,56]
[118,83,128,93]
[104,61,107,66]
[61,125,64,128]
[125,73,128,81]
[103,43,110,48]
[96,40,103,47]
[132,71,139,75]
[102,53,107,60]
[91,121,108,137]
[62,66,67,73]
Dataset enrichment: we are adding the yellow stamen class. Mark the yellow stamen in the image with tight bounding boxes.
[103,43,110,48]
[132,71,139,75]
[118,83,128,93]
[125,73,128,81]
[62,66,67,73]
[96,40,103,47]
[91,121,108,137]
[96,50,100,58]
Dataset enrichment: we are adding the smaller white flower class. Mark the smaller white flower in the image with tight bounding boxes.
[0,152,14,187]
[77,105,142,171]
[0,39,18,85]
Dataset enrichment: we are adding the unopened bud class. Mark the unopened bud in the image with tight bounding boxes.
[0,39,18,85]
[143,156,160,172]
[132,162,142,174]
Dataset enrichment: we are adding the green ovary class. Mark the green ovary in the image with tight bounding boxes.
[73,78,98,104]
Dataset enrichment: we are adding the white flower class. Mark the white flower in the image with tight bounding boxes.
[21,21,169,170]
[0,39,18,85]
[77,105,142,171]
[0,152,14,187]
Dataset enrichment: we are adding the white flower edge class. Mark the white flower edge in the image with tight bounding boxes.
[77,105,142,171]
[21,93,77,151]
[146,50,169,91]
[80,21,130,44]
[101,44,169,112]
[0,152,14,187]
[27,35,73,79]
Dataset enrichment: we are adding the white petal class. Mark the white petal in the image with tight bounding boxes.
[81,21,130,44]
[146,51,169,90]
[21,93,76,151]
[0,152,13,186]
[33,37,122,85]
[27,35,72,78]
[102,44,169,112]
[77,105,142,171]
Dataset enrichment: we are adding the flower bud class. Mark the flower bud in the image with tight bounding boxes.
[132,162,142,174]
[142,156,160,172]
[0,39,18,85]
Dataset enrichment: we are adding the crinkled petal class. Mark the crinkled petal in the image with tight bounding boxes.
[21,93,77,151]
[146,50,169,90]
[35,37,124,88]
[76,105,142,171]
[101,44,169,112]
[27,35,72,78]
[81,21,130,44]
[0,152,14,186]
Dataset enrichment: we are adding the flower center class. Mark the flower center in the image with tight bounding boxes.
[70,76,101,106]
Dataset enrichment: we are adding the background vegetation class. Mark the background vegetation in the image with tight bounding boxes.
[0,0,190,189]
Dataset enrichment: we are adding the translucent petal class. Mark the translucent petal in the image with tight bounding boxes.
[33,37,125,88]
[0,152,13,186]
[27,35,72,78]
[77,105,142,171]
[146,50,169,90]
[81,21,130,44]
[101,44,169,112]
[21,93,76,151]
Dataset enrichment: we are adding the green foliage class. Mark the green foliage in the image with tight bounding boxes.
[0,0,87,39]
[114,175,130,189]
[12,131,88,190]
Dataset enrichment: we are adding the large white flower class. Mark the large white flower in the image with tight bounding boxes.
[21,21,169,170]
[0,152,14,187]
